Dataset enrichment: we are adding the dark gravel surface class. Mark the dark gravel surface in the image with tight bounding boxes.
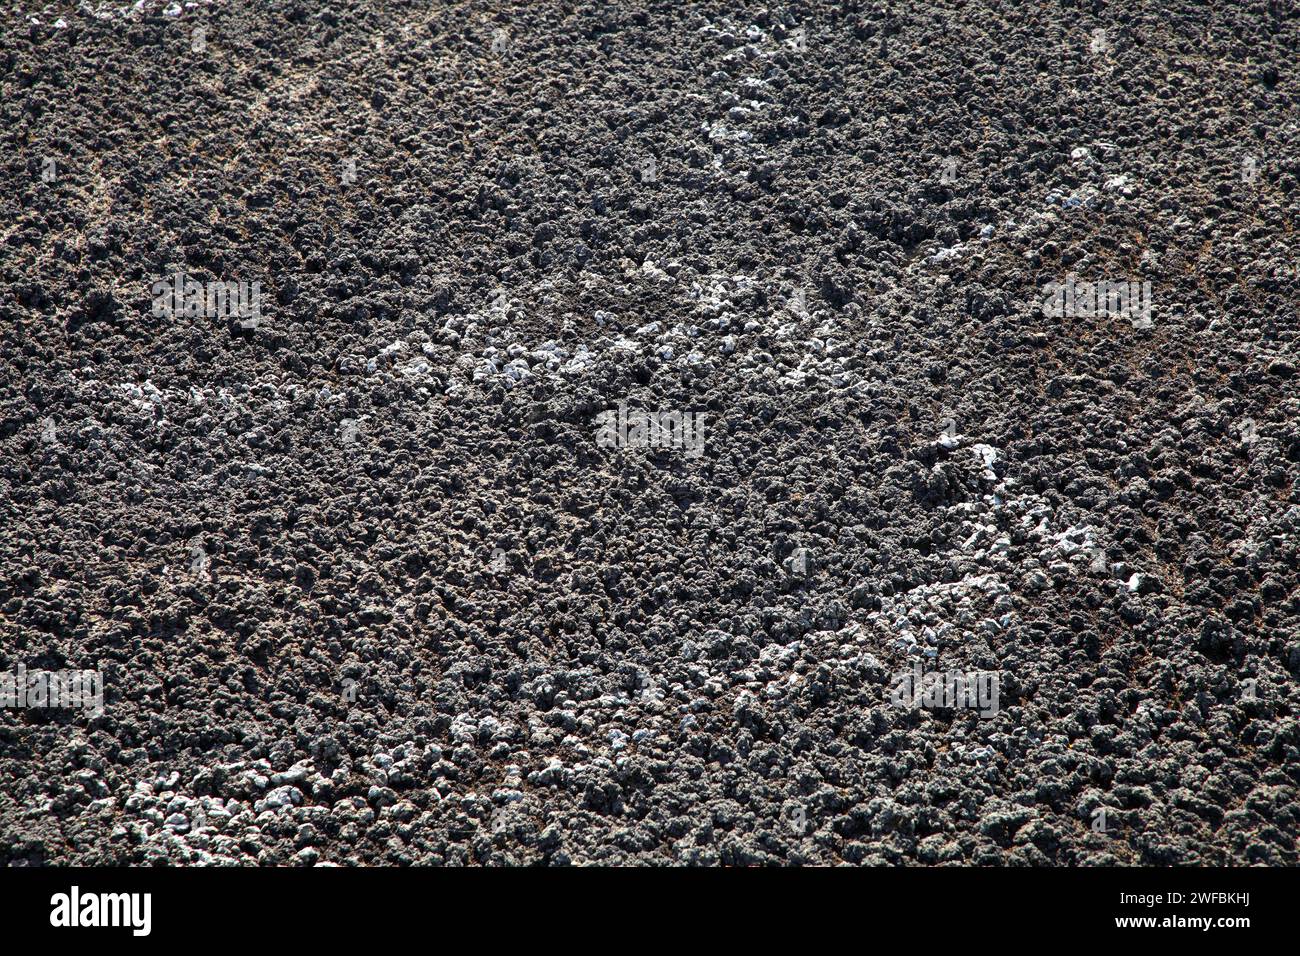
[2,0,1299,866]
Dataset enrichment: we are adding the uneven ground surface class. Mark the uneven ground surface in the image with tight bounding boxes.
[2,0,1299,866]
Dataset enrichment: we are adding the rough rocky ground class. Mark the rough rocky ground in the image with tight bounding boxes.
[1,0,1298,866]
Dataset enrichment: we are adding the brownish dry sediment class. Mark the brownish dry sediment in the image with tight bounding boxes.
[1,1,1298,865]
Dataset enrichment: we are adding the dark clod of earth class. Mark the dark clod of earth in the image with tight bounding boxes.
[2,1,1299,866]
